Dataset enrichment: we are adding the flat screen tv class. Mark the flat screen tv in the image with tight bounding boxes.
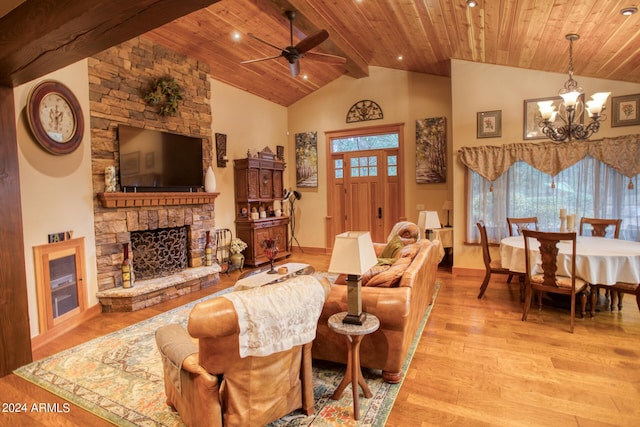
[117,125,204,192]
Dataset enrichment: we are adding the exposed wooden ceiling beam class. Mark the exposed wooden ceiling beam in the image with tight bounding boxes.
[0,0,220,87]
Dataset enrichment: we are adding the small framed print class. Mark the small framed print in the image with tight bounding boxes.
[523,95,585,140]
[477,110,502,138]
[611,94,640,127]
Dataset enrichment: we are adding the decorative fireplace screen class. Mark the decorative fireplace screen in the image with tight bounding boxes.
[131,226,188,280]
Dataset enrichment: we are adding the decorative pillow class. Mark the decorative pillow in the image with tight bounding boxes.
[361,265,391,285]
[365,256,410,287]
[398,242,420,260]
[379,234,404,260]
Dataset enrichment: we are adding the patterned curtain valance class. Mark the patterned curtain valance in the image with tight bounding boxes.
[458,134,640,182]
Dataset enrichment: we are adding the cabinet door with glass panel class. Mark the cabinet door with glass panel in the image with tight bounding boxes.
[33,238,87,333]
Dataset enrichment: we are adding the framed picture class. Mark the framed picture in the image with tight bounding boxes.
[611,93,640,127]
[295,131,318,188]
[523,95,584,140]
[477,110,502,138]
[416,117,446,183]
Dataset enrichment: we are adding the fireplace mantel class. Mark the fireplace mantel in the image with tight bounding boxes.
[98,192,219,208]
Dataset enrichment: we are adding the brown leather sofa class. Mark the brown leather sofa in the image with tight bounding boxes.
[156,277,330,427]
[312,237,444,383]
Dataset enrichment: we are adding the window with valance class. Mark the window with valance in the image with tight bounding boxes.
[459,134,640,243]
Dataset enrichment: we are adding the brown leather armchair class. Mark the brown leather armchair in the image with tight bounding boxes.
[156,277,330,427]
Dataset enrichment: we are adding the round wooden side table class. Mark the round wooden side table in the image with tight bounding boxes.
[328,312,380,420]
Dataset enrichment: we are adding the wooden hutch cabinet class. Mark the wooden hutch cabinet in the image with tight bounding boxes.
[234,147,290,266]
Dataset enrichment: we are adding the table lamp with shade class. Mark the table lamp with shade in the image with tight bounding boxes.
[328,231,378,325]
[442,200,453,227]
[418,210,441,240]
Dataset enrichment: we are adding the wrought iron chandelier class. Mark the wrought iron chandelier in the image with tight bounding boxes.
[537,34,610,142]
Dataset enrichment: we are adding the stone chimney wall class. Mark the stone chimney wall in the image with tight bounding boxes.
[88,36,214,291]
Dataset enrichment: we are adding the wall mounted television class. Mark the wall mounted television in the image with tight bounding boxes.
[117,124,204,192]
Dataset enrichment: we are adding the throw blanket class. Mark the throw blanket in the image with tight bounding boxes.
[222,275,326,358]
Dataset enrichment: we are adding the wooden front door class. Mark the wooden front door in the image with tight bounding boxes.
[326,124,405,247]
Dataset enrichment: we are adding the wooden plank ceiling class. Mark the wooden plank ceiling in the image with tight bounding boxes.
[144,0,640,107]
[2,1,639,107]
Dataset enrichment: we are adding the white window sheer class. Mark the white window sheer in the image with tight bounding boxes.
[467,156,640,243]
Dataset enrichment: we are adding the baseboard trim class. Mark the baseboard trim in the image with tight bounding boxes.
[452,266,484,278]
[31,303,102,351]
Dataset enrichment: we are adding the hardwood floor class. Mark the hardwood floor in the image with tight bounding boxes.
[1,252,639,426]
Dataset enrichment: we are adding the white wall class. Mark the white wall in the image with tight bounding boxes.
[209,78,288,232]
[14,60,98,337]
[287,66,453,248]
[451,59,640,271]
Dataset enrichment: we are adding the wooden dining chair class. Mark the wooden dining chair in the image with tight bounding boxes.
[605,282,640,312]
[579,217,622,239]
[507,216,539,237]
[505,217,539,284]
[578,218,628,311]
[521,230,594,333]
[476,221,522,299]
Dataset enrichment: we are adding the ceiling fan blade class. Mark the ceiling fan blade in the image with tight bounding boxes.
[295,29,329,54]
[241,54,282,64]
[247,33,286,52]
[304,51,347,64]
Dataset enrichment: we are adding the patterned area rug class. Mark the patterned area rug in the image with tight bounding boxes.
[15,275,439,427]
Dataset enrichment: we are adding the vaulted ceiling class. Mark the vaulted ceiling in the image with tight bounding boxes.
[2,1,640,108]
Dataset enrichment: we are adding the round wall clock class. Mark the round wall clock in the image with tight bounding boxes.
[26,80,84,155]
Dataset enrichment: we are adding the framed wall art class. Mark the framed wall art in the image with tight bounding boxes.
[295,131,318,188]
[415,117,446,184]
[611,93,640,127]
[477,110,502,138]
[523,95,584,140]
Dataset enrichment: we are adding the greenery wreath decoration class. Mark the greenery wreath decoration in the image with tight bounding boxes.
[144,77,183,116]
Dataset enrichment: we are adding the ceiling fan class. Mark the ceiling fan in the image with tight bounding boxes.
[241,10,346,77]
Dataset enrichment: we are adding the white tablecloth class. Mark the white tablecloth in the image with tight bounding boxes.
[432,228,453,249]
[500,236,640,285]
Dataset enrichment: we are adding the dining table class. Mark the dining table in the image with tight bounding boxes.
[500,235,640,286]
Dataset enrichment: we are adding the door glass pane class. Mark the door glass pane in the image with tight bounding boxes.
[332,133,399,152]
[369,166,378,176]
[334,159,343,179]
[351,167,360,177]
[350,158,359,167]
[369,156,377,166]
[388,155,397,176]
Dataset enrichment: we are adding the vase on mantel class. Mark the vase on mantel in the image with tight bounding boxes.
[205,166,217,192]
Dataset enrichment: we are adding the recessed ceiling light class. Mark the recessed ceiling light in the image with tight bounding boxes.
[397,55,403,61]
[302,74,308,80]
[621,7,637,16]
[467,0,478,7]
[231,31,242,41]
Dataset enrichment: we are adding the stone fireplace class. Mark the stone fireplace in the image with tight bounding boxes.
[94,195,220,312]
